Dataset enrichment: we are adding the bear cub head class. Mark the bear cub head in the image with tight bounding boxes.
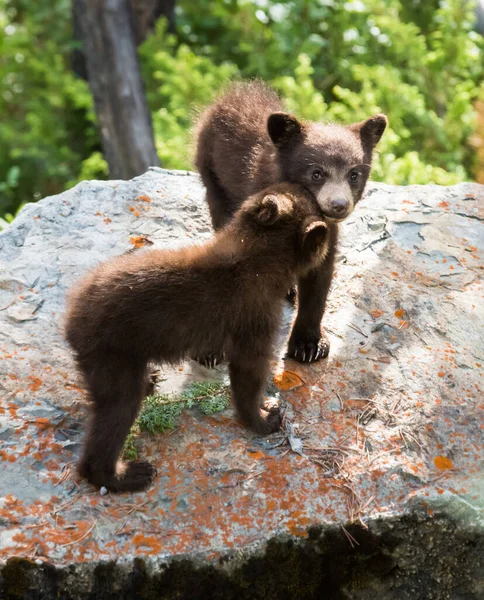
[268,112,387,222]
[238,183,330,272]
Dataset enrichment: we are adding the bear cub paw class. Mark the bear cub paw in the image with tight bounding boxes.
[287,331,330,363]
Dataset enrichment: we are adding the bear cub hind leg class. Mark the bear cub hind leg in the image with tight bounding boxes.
[78,356,157,493]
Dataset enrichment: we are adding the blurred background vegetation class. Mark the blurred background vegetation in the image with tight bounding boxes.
[1,0,483,228]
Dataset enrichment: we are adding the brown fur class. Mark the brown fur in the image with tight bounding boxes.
[195,81,387,362]
[65,183,331,492]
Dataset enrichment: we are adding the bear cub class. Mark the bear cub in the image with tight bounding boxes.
[65,183,330,493]
[195,81,387,363]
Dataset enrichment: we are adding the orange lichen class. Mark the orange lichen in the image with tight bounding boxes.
[136,195,151,203]
[129,236,150,249]
[132,534,163,554]
[371,309,384,318]
[28,376,42,391]
[273,371,303,390]
[0,451,17,462]
[434,456,453,470]
[394,309,405,318]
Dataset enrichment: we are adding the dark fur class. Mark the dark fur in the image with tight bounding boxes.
[195,81,387,362]
[65,184,331,492]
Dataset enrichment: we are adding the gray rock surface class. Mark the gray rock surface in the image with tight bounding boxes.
[0,168,483,598]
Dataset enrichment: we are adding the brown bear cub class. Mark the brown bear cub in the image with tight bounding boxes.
[65,183,330,492]
[195,81,387,363]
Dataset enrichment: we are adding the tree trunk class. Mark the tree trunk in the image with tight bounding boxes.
[129,0,176,44]
[476,1,484,36]
[73,0,160,179]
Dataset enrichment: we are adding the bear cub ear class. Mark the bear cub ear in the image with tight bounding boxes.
[352,114,388,150]
[302,220,328,254]
[253,194,283,226]
[253,193,293,226]
[268,112,302,147]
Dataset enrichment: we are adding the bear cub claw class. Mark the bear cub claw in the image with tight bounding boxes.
[287,332,330,363]
[193,353,224,369]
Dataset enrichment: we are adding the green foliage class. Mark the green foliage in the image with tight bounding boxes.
[175,0,483,186]
[181,381,230,415]
[122,381,230,459]
[137,394,186,435]
[0,0,101,222]
[139,22,239,168]
[0,0,483,224]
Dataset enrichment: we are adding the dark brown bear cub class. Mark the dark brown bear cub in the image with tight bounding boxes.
[64,183,330,493]
[195,81,387,363]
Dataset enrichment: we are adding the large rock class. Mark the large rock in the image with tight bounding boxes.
[0,168,483,599]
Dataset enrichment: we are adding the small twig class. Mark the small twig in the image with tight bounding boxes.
[333,389,344,411]
[429,471,455,483]
[118,500,149,517]
[27,543,40,559]
[341,525,360,548]
[413,331,430,346]
[216,470,264,490]
[115,519,130,536]
[54,464,73,486]
[360,334,373,349]
[400,429,409,449]
[359,494,376,513]
[51,494,80,517]
[325,327,344,339]
[400,428,424,450]
[59,520,97,548]
[166,427,181,437]
[348,322,369,338]
[243,470,264,483]
[304,446,349,455]
[367,448,402,466]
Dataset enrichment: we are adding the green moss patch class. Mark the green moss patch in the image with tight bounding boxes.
[123,381,229,459]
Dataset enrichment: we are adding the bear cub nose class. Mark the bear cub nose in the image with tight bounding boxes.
[330,198,349,213]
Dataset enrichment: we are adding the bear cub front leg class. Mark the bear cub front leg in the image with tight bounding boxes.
[228,354,282,435]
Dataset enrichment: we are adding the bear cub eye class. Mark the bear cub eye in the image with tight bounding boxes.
[349,171,359,183]
[311,169,324,181]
